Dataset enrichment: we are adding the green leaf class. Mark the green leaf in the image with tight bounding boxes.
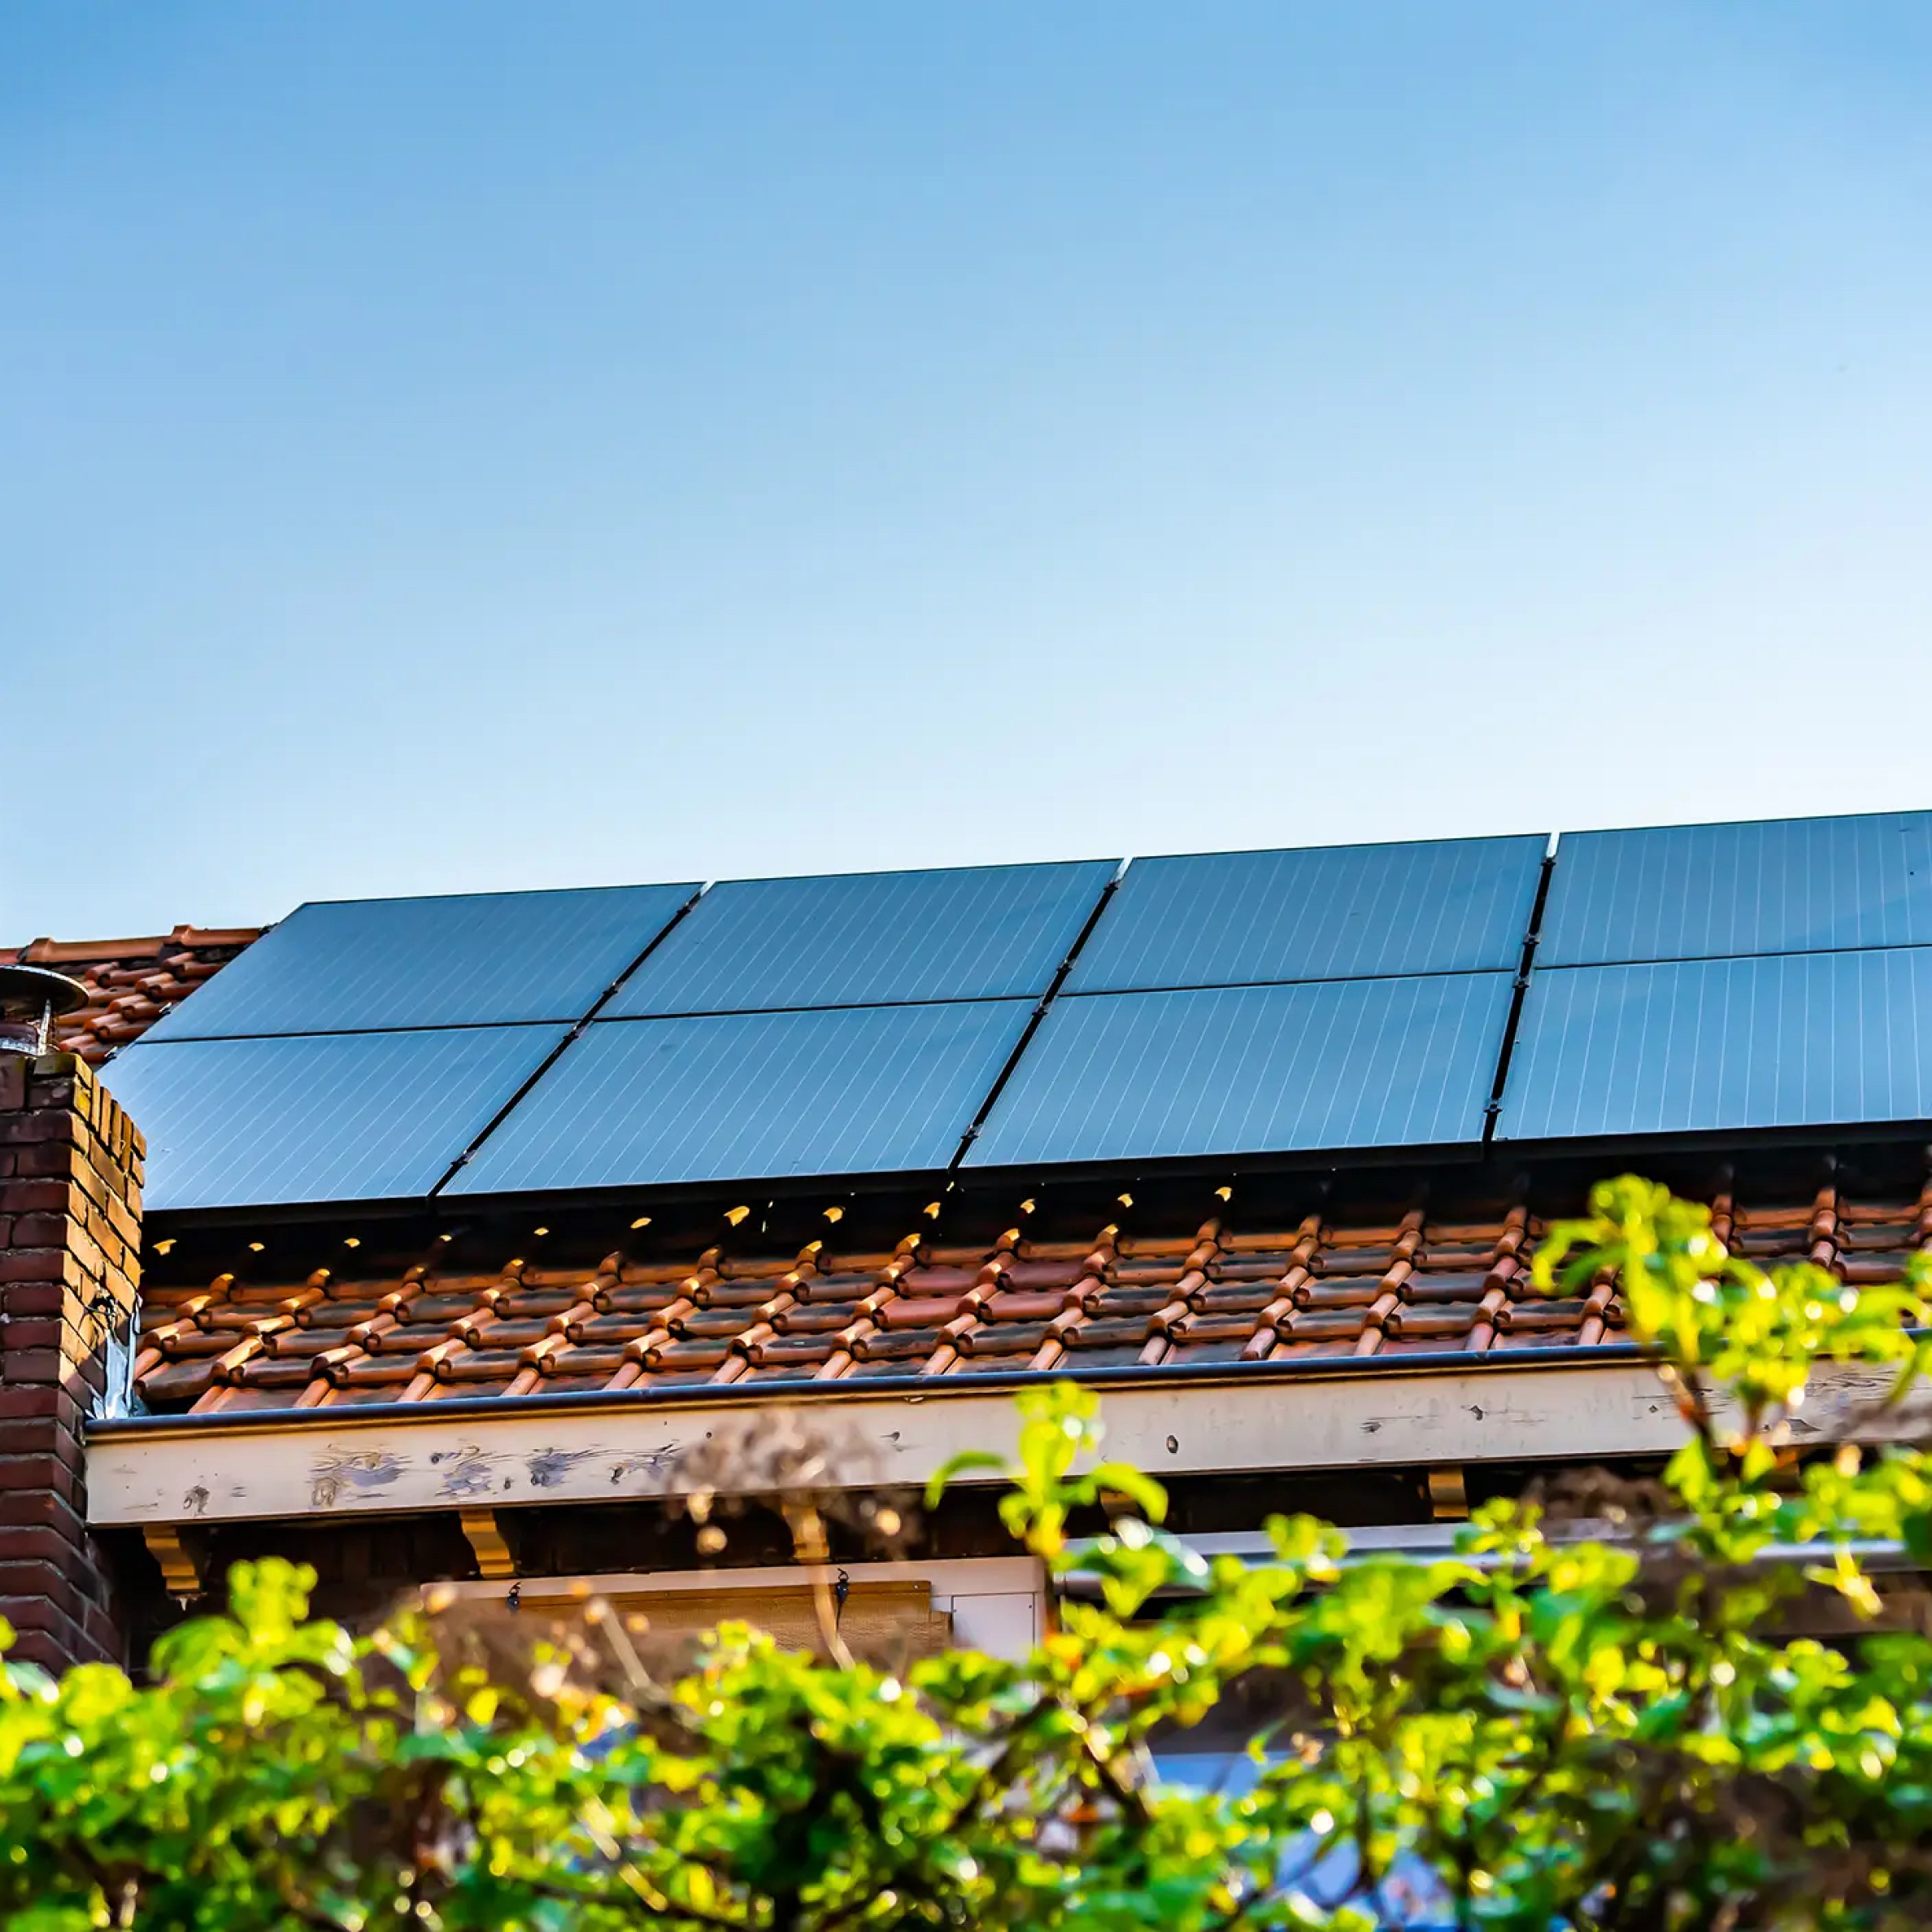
[11,1180,1932,1931]
[925,1451,1008,1508]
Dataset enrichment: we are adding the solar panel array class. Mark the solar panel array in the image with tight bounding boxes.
[966,975,1516,1169]
[1500,951,1932,1142]
[110,860,1123,1208]
[107,882,699,1210]
[449,1000,1037,1194]
[103,1026,572,1212]
[143,884,702,1038]
[606,862,1115,1015]
[968,834,1544,1170]
[103,812,1932,1212]
[1499,812,1932,1142]
[1064,835,1547,992]
[453,859,1116,1197]
[1536,814,1932,966]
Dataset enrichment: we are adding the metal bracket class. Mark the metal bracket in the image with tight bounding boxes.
[1426,1468,1469,1521]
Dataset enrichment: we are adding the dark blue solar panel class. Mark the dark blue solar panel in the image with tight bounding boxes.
[964,974,1514,1169]
[1539,813,1932,967]
[1499,950,1932,1141]
[446,1001,1034,1195]
[1064,836,1547,994]
[603,860,1116,1017]
[101,1026,569,1211]
[141,882,699,1039]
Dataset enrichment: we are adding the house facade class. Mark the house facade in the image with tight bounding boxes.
[6,813,1932,1673]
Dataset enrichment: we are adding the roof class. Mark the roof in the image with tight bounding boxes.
[2,928,260,1064]
[129,1177,1931,1417]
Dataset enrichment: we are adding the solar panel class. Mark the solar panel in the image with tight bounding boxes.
[603,860,1117,1017]
[141,882,699,1040]
[1497,950,1932,1142]
[446,1000,1035,1195]
[1064,836,1547,994]
[102,1026,570,1212]
[1538,813,1932,967]
[964,974,1515,1170]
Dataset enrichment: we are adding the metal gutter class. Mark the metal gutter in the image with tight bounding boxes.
[88,1342,1655,1443]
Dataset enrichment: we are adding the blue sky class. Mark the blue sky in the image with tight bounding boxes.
[7,3,1930,937]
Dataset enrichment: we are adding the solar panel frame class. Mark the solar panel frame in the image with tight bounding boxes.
[602,859,1118,1017]
[963,973,1516,1171]
[1063,835,1548,994]
[1538,813,1932,968]
[1497,948,1932,1142]
[102,1025,572,1212]
[140,881,700,1040]
[446,999,1038,1196]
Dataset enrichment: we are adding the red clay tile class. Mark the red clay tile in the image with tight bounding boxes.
[5,925,260,1063]
[143,1182,1928,1419]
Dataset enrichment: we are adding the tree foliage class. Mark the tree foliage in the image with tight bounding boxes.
[7,1177,1932,1929]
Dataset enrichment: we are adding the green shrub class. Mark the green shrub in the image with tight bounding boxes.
[6,1177,1932,1930]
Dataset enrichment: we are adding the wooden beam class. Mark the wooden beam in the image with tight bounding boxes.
[142,1524,202,1596]
[85,1355,1932,1533]
[439,1556,1046,1661]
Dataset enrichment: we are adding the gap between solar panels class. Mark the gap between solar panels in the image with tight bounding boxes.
[1478,842,1559,1147]
[430,882,714,1197]
[946,866,1129,1170]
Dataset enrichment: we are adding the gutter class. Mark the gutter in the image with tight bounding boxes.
[88,1342,1656,1443]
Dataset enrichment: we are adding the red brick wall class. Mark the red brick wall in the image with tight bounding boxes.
[0,1051,141,1672]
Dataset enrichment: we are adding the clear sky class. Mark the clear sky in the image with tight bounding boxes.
[7,3,1930,938]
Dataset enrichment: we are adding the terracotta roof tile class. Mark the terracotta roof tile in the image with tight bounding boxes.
[128,1177,1932,1420]
[3,924,261,1063]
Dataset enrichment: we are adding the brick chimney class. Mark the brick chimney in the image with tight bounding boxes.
[0,1036,142,1673]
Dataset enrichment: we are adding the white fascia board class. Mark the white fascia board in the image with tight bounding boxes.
[85,1355,1929,1531]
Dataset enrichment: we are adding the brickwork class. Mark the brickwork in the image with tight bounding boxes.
[0,1051,142,1671]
